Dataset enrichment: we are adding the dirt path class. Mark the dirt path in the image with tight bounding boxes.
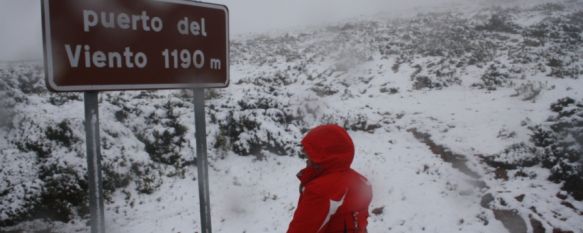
[408,128,530,233]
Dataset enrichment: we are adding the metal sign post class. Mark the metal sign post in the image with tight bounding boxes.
[194,89,212,233]
[84,92,106,233]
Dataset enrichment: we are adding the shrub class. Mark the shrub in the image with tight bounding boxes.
[529,97,583,200]
[33,163,89,222]
[511,81,545,101]
[473,64,512,90]
[215,109,303,157]
[136,101,190,167]
[412,76,435,90]
[476,12,519,33]
[483,143,539,170]
[45,120,79,147]
[48,93,81,106]
[131,163,163,194]
[489,97,583,200]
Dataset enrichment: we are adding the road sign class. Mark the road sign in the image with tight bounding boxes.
[42,0,229,92]
[41,1,228,233]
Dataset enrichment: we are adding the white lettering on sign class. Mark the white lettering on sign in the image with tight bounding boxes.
[177,17,207,37]
[162,49,210,69]
[67,9,223,71]
[65,44,148,69]
[210,58,221,70]
[83,10,164,32]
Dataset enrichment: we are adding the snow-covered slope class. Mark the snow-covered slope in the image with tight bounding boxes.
[1,1,583,232]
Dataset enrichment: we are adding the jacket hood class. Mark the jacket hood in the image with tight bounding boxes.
[301,124,355,174]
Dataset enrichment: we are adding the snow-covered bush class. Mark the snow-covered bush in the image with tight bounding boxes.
[484,143,539,170]
[0,64,184,226]
[530,97,583,200]
[491,97,583,201]
[521,10,583,79]
[131,163,163,194]
[320,112,382,133]
[1,115,89,225]
[473,63,513,90]
[412,75,436,90]
[310,82,340,97]
[511,81,547,101]
[405,13,478,58]
[475,10,519,33]
[532,2,566,12]
[135,100,191,167]
[210,90,305,157]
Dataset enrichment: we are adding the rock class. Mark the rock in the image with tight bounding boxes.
[481,194,494,209]
[495,167,509,180]
[556,192,568,200]
[372,206,384,216]
[493,209,527,233]
[529,216,545,233]
[552,228,574,233]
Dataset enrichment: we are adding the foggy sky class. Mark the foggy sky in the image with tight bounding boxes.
[0,0,536,61]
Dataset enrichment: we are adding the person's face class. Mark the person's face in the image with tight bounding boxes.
[302,147,313,167]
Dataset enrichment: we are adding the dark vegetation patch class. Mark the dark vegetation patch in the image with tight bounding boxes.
[487,97,583,201]
[531,97,583,200]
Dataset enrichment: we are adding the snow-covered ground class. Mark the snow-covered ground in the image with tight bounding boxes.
[2,1,583,233]
[41,77,581,232]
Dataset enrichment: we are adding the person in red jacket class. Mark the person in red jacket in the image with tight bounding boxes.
[287,124,372,233]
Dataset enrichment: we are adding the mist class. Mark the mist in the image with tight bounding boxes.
[0,0,548,61]
[0,0,42,61]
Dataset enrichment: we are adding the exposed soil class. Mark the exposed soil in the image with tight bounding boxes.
[529,216,546,233]
[408,128,481,179]
[409,128,535,233]
[493,209,528,233]
[371,206,385,216]
[0,230,55,233]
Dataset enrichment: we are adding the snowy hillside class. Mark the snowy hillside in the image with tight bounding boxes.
[1,1,583,233]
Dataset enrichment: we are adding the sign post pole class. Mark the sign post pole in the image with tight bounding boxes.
[84,91,106,233]
[193,88,212,233]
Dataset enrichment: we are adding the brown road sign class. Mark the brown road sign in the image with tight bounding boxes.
[42,0,229,92]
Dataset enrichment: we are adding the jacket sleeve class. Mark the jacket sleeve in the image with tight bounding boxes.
[287,189,330,233]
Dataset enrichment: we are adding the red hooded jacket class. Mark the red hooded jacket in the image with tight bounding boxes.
[287,125,372,233]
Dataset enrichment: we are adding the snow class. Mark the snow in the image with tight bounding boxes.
[2,1,583,232]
